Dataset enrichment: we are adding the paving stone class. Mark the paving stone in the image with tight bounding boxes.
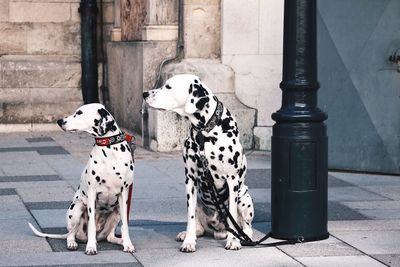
[40,154,83,180]
[328,202,370,221]
[329,219,400,232]
[0,188,17,195]
[372,254,400,267]
[0,195,31,220]
[246,168,270,189]
[0,251,140,266]
[0,219,41,240]
[25,201,71,210]
[333,230,400,255]
[26,137,55,143]
[328,175,354,187]
[328,186,389,202]
[0,239,52,253]
[296,255,385,267]
[0,175,61,183]
[330,172,400,187]
[0,180,69,190]
[361,185,400,200]
[0,146,69,155]
[0,151,57,176]
[16,183,75,202]
[246,151,271,169]
[30,209,67,228]
[342,200,400,220]
[278,236,362,257]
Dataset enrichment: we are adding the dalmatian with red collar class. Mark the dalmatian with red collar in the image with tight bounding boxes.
[143,74,254,252]
[28,103,135,255]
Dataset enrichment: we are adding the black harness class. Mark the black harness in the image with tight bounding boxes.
[193,100,298,247]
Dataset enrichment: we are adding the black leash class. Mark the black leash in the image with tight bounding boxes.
[196,131,299,247]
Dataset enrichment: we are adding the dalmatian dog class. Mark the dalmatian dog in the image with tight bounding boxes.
[143,74,254,252]
[28,103,135,255]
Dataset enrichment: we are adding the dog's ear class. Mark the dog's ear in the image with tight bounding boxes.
[98,108,115,136]
[184,84,197,114]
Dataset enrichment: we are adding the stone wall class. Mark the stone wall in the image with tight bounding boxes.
[221,0,284,150]
[0,0,114,127]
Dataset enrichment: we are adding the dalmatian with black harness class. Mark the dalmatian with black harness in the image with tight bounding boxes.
[143,74,255,252]
[28,103,135,255]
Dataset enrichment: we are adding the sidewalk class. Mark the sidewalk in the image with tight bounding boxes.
[0,131,399,266]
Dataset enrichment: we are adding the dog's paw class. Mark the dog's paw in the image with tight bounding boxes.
[176,231,186,242]
[180,240,196,253]
[85,244,97,255]
[225,238,241,250]
[214,231,228,240]
[67,240,78,250]
[123,243,135,253]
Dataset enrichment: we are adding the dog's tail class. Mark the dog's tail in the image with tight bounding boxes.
[28,222,68,239]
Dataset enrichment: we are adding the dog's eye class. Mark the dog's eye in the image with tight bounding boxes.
[165,85,172,89]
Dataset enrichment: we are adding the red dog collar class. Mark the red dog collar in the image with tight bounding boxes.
[95,132,135,146]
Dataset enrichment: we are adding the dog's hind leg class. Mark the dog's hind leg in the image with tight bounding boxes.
[237,186,254,239]
[66,200,85,250]
[105,210,123,245]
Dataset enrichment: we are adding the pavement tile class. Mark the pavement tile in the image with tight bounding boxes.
[329,219,400,232]
[328,202,370,221]
[0,195,31,220]
[328,186,390,202]
[0,180,71,189]
[25,201,71,210]
[131,198,186,223]
[278,235,362,257]
[0,151,57,176]
[26,137,55,142]
[361,185,400,200]
[0,251,140,266]
[0,175,61,183]
[296,255,386,267]
[0,188,17,195]
[16,183,75,202]
[330,172,400,187]
[246,168,271,189]
[0,239,52,253]
[0,219,41,241]
[31,209,67,228]
[332,230,400,255]
[343,200,400,220]
[373,254,400,267]
[40,154,83,180]
[0,146,69,155]
[246,151,271,169]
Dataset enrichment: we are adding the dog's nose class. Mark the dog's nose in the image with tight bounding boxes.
[143,92,150,99]
[56,119,64,127]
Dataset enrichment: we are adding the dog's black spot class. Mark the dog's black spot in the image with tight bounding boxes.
[210,165,217,171]
[165,84,171,89]
[92,127,98,134]
[82,191,86,196]
[98,108,110,118]
[120,187,123,192]
[102,179,106,184]
[68,215,72,219]
[96,176,100,182]
[191,187,194,195]
[102,149,107,157]
[120,144,126,152]
[195,97,209,110]
[228,145,233,152]
[219,147,225,152]
[194,79,198,83]
[250,212,253,217]
[116,172,120,176]
[219,154,223,161]
[130,165,133,171]
[187,194,190,200]
[88,181,91,185]
[92,170,95,175]
[232,139,236,145]
[89,208,92,213]
[85,169,87,174]
[189,84,193,94]
[125,163,128,166]
[70,203,75,210]
[191,216,194,219]
[94,119,99,126]
[83,223,87,233]
[233,185,239,192]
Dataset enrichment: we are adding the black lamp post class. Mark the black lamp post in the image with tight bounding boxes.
[271,0,329,241]
[79,0,99,103]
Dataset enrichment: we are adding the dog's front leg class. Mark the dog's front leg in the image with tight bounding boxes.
[118,187,135,253]
[179,177,197,252]
[85,189,97,255]
[225,177,242,250]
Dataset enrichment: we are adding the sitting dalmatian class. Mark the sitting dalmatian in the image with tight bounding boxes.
[143,74,254,252]
[28,103,135,255]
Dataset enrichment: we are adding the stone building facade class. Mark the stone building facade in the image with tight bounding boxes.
[0,0,283,151]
